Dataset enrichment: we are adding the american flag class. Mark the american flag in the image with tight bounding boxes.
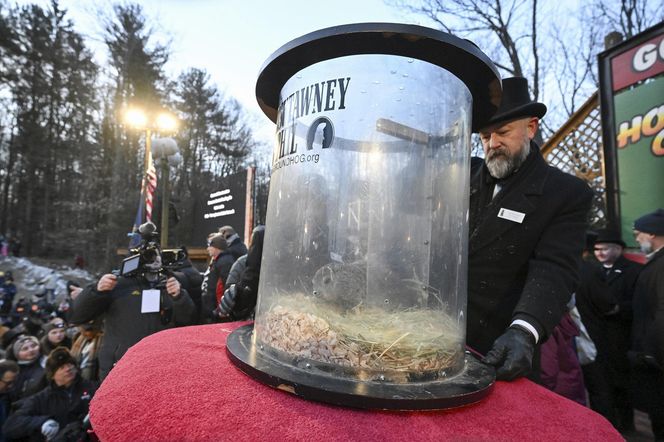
[145,149,158,221]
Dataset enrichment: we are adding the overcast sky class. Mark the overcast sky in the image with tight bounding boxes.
[20,0,425,144]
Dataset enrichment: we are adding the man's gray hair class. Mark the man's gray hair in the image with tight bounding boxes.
[218,225,236,238]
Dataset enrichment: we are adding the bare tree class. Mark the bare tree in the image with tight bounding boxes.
[387,0,663,134]
[388,0,542,99]
[594,0,663,39]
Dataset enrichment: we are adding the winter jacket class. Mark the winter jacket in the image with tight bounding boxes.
[540,312,586,405]
[3,375,97,441]
[226,236,248,261]
[226,255,247,287]
[10,358,45,403]
[176,260,203,322]
[68,274,195,380]
[70,333,103,382]
[631,247,664,369]
[226,227,264,319]
[201,252,234,323]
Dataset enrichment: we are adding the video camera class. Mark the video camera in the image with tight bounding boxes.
[114,222,188,287]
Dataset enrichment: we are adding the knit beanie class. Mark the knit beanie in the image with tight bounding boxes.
[43,320,65,334]
[208,234,227,250]
[45,347,77,380]
[634,208,664,235]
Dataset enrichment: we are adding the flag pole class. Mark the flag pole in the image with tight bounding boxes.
[129,129,152,248]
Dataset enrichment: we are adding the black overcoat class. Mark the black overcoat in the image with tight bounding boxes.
[467,142,593,354]
[632,247,664,368]
[630,247,664,412]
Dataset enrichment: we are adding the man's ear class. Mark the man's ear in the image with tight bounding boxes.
[526,117,539,139]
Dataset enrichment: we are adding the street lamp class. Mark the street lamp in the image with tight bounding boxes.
[152,137,181,247]
[123,107,179,246]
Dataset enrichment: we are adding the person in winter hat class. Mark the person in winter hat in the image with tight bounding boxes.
[630,208,664,441]
[3,347,98,441]
[9,335,45,402]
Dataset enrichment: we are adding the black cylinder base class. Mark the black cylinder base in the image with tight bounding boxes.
[226,324,495,410]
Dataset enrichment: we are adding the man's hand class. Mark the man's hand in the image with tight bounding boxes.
[97,274,117,292]
[70,286,83,300]
[165,277,181,298]
[482,326,535,381]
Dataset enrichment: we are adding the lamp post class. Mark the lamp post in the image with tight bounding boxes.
[152,137,181,247]
[123,107,178,245]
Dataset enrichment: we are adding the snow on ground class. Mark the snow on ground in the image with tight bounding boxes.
[0,256,95,303]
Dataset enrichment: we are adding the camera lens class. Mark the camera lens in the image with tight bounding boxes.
[142,248,157,263]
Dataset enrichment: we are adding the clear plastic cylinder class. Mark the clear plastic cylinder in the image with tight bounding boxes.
[254,54,471,383]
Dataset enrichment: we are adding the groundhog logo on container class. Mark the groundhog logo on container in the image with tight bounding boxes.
[273,77,350,171]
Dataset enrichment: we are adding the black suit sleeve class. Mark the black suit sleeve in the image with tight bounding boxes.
[513,176,593,340]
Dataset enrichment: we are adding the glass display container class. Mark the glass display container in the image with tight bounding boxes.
[227,23,502,410]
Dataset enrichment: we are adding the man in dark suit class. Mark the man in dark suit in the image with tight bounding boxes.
[468,77,593,381]
[577,229,642,431]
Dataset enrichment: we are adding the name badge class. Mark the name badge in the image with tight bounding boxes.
[141,289,160,313]
[498,208,525,224]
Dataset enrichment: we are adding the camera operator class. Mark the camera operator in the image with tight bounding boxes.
[68,223,195,380]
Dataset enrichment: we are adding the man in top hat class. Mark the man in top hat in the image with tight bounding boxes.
[630,208,664,441]
[468,77,593,381]
[576,229,641,431]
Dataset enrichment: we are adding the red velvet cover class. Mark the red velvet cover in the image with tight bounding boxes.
[90,322,622,441]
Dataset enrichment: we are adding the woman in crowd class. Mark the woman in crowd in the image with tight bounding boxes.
[40,318,71,356]
[9,335,45,402]
[69,319,103,381]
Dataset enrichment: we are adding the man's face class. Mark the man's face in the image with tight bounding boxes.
[593,242,623,265]
[479,117,538,179]
[634,230,654,254]
[0,371,17,393]
[53,363,77,387]
[206,245,221,258]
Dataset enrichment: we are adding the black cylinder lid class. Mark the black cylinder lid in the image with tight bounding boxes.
[256,23,502,132]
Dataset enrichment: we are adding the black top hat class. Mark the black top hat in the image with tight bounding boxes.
[594,229,626,248]
[480,77,547,130]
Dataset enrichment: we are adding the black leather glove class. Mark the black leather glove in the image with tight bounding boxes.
[218,284,239,317]
[482,326,536,381]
